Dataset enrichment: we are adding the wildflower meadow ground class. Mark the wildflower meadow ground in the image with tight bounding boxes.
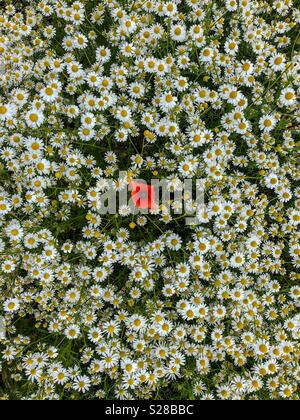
[0,0,299,401]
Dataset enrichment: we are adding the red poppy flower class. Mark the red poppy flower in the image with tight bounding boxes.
[130,182,156,210]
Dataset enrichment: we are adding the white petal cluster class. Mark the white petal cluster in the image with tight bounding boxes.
[0,0,299,401]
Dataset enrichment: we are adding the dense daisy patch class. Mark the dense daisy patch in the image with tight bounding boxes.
[0,0,299,400]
